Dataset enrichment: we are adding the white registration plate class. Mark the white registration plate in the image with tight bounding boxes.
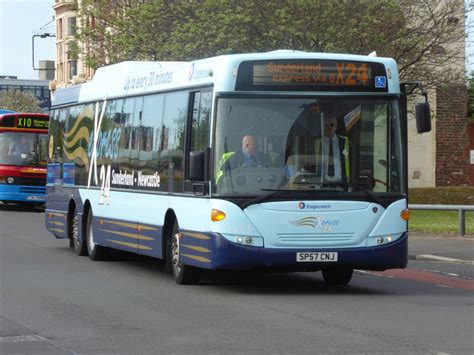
[296,252,338,262]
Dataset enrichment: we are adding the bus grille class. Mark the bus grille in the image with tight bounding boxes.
[20,186,46,194]
[276,233,354,247]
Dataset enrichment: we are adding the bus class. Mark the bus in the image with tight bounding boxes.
[45,51,431,285]
[0,112,49,206]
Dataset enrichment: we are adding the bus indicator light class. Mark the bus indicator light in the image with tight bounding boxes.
[400,209,410,221]
[211,209,226,222]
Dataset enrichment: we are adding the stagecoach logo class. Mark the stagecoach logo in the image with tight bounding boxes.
[298,202,331,210]
[188,63,212,81]
[290,216,340,232]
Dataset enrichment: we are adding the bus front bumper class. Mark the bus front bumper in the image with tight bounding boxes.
[0,185,46,203]
[181,232,408,272]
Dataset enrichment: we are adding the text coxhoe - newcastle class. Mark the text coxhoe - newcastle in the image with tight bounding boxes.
[111,170,160,188]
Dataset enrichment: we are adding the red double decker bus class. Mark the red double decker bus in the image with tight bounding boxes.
[0,112,49,206]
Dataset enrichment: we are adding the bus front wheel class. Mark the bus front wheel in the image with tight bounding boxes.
[170,222,201,285]
[322,268,353,285]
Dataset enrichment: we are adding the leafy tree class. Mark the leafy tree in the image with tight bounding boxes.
[0,90,43,113]
[76,0,465,89]
[467,71,474,121]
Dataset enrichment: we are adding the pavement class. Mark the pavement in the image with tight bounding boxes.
[409,233,474,265]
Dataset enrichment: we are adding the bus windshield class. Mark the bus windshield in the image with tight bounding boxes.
[0,132,48,166]
[214,96,404,196]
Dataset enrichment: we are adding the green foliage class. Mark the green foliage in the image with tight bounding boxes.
[0,90,43,113]
[76,0,465,89]
[467,71,474,122]
[67,39,80,60]
[409,187,474,205]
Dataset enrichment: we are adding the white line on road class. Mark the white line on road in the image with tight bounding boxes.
[0,334,48,343]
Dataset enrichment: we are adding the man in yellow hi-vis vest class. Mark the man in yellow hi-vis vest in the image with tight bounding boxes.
[315,115,350,182]
[216,135,272,182]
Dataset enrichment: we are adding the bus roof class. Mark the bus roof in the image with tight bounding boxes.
[51,50,400,106]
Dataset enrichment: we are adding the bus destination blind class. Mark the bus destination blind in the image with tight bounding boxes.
[0,115,49,130]
[236,60,389,92]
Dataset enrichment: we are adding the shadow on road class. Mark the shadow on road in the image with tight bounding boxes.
[0,202,45,213]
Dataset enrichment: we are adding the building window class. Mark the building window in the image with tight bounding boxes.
[69,60,77,79]
[67,17,76,36]
[57,18,63,40]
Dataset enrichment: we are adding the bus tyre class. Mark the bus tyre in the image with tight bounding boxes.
[322,268,353,285]
[71,206,87,256]
[170,224,201,285]
[85,208,108,261]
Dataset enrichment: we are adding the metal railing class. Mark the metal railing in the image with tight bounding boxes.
[408,204,474,236]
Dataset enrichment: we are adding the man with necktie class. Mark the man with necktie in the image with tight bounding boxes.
[315,115,350,182]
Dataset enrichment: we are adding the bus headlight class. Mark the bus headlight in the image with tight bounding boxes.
[368,233,399,247]
[0,175,13,184]
[220,233,264,247]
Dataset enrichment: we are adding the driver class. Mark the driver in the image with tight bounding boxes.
[9,135,30,157]
[223,135,272,171]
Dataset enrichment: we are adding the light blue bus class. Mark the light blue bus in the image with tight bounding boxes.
[45,51,431,285]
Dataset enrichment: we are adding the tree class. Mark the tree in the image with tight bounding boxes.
[76,0,465,89]
[0,90,43,113]
[467,71,474,121]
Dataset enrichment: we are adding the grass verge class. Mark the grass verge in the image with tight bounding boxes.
[409,210,474,236]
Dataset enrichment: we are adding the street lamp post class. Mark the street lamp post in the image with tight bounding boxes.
[32,33,55,71]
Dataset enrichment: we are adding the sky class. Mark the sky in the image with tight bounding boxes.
[0,0,55,80]
[0,0,474,79]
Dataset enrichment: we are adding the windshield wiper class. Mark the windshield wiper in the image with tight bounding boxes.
[240,183,387,209]
[322,182,387,207]
[240,188,341,209]
[240,189,291,209]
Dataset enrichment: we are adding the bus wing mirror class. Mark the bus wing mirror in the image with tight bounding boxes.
[415,102,431,134]
[189,151,205,181]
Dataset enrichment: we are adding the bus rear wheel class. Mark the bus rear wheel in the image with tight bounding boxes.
[71,206,87,256]
[85,208,108,261]
[322,268,353,285]
[170,223,201,285]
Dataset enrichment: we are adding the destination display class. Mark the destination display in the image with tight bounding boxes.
[0,115,49,130]
[235,59,389,92]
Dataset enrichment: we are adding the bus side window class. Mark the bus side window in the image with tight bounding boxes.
[187,90,212,181]
[162,91,188,193]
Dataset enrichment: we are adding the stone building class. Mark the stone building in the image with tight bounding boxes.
[51,0,95,90]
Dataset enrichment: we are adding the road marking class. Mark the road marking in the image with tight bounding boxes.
[415,254,474,265]
[368,269,474,291]
[0,334,48,343]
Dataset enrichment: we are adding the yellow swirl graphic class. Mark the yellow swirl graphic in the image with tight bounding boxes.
[63,127,90,148]
[63,114,92,139]
[64,146,89,168]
